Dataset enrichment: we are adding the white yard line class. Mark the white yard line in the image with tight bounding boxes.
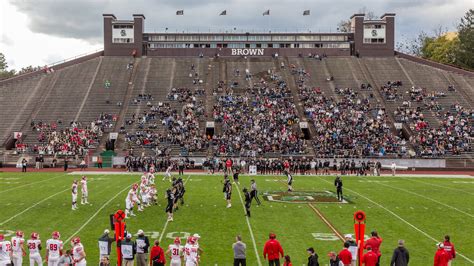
[235,183,262,266]
[0,174,68,194]
[159,176,191,243]
[360,177,474,219]
[400,177,474,196]
[316,176,474,264]
[65,183,131,242]
[0,187,70,226]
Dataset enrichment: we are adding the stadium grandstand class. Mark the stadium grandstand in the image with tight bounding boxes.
[0,12,473,169]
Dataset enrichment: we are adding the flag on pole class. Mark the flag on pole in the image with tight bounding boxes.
[176,10,184,15]
[263,9,270,16]
[220,10,227,16]
[303,10,310,16]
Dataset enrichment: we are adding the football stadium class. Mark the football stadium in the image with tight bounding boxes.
[0,3,473,266]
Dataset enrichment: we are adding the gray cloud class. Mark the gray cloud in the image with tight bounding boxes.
[8,0,471,44]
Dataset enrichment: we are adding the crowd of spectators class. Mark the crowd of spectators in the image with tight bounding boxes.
[293,68,406,158]
[211,72,306,156]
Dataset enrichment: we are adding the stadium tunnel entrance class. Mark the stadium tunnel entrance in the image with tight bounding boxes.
[300,122,311,140]
[206,121,215,138]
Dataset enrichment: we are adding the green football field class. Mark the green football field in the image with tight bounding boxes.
[0,171,473,265]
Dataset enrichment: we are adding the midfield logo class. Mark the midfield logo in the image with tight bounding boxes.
[231,48,264,56]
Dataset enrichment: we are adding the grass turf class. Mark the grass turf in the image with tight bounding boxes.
[0,172,473,265]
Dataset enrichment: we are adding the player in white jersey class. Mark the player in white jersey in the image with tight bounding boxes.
[286,171,293,192]
[72,180,79,210]
[80,176,89,204]
[46,231,63,266]
[71,237,86,266]
[11,230,26,266]
[184,237,200,266]
[0,234,12,265]
[140,180,149,207]
[163,165,173,182]
[148,184,157,205]
[147,172,155,185]
[141,172,148,185]
[28,232,42,266]
[125,183,142,218]
[166,237,183,266]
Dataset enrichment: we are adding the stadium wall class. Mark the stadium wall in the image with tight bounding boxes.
[146,48,351,57]
[395,52,474,77]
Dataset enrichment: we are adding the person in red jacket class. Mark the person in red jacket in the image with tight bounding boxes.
[226,158,233,175]
[338,242,352,266]
[364,231,383,266]
[263,233,284,266]
[443,235,456,266]
[434,243,449,266]
[362,246,378,266]
[149,240,166,266]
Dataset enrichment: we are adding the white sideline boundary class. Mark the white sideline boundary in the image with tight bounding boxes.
[316,176,474,264]
[65,183,131,242]
[235,183,262,266]
[158,176,191,243]
[361,177,474,218]
[400,177,474,196]
[68,171,474,179]
[0,187,70,226]
[0,174,69,194]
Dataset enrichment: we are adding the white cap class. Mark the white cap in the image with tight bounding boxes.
[344,234,352,239]
[137,230,144,235]
[104,229,110,234]
[193,233,201,239]
[126,233,132,239]
[437,243,444,248]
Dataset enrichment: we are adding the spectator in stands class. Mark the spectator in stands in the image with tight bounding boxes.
[233,235,246,266]
[263,233,284,266]
[390,240,409,266]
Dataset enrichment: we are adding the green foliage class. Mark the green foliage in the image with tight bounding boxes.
[421,36,460,65]
[456,9,474,69]
[0,52,16,80]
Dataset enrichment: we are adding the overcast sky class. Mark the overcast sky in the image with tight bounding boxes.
[0,0,471,70]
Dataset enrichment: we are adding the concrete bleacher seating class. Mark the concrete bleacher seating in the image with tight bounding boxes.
[0,54,472,158]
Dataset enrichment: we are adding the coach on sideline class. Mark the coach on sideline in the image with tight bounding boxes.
[263,233,284,266]
[136,230,150,266]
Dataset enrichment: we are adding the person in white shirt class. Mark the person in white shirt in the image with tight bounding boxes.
[71,237,86,266]
[0,234,12,265]
[46,231,63,266]
[80,176,89,204]
[27,232,42,266]
[391,162,397,176]
[11,230,26,266]
[166,237,183,266]
[72,180,79,210]
[163,165,173,182]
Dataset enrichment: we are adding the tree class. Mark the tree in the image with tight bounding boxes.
[456,9,474,69]
[396,32,428,56]
[421,36,460,65]
[337,20,351,33]
[0,53,15,80]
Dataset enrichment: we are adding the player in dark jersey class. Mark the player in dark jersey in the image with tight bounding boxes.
[334,176,343,201]
[223,178,232,208]
[243,188,252,217]
[285,171,293,192]
[165,188,175,222]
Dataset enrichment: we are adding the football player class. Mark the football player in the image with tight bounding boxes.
[80,176,89,205]
[285,171,293,192]
[71,237,86,266]
[0,233,12,265]
[140,179,149,207]
[147,172,155,185]
[72,180,78,210]
[165,188,175,222]
[28,232,42,266]
[148,184,157,205]
[184,237,200,266]
[46,231,63,266]
[223,178,232,208]
[125,183,141,218]
[166,237,183,266]
[163,164,173,182]
[11,230,26,266]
